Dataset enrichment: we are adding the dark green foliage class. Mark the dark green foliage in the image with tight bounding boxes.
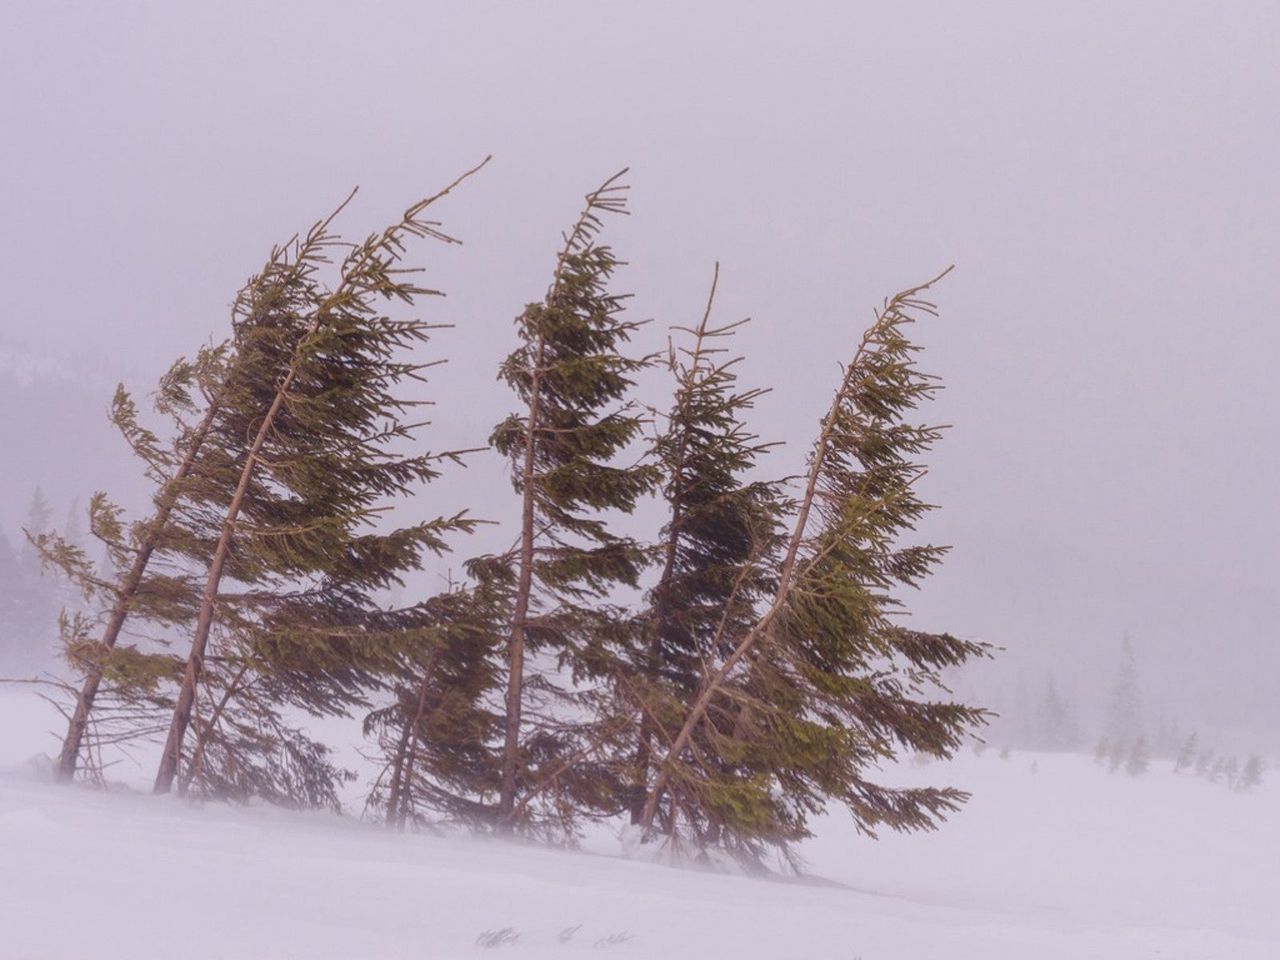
[34,169,990,864]
[363,568,506,829]
[638,270,991,864]
[153,163,490,796]
[365,565,508,829]
[179,667,352,811]
[618,265,789,829]
[40,164,489,802]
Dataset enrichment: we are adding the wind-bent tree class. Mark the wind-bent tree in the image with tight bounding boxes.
[153,159,489,794]
[39,199,352,782]
[619,264,788,826]
[637,269,990,862]
[489,170,658,832]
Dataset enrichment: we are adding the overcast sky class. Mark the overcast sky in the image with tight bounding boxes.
[2,1,1277,739]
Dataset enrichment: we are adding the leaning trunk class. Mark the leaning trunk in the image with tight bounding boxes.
[56,402,219,782]
[385,716,413,828]
[154,385,289,794]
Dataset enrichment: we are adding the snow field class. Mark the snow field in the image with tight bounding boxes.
[1,688,1274,959]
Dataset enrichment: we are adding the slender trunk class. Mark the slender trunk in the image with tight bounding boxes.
[385,714,413,828]
[179,662,248,796]
[56,402,219,782]
[496,335,545,829]
[154,387,290,794]
[493,170,630,829]
[395,661,435,830]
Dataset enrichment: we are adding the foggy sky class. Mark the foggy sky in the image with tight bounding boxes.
[2,1,1277,739]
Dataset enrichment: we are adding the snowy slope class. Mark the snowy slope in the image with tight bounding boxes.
[0,688,1275,960]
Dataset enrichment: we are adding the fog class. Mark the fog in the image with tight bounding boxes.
[2,0,1277,745]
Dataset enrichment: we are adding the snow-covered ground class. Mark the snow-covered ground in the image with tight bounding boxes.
[1,687,1275,960]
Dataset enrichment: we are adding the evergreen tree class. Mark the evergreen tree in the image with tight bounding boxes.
[56,499,88,618]
[13,488,60,669]
[1033,676,1080,751]
[1093,736,1110,766]
[37,196,355,782]
[487,170,658,832]
[1124,737,1150,777]
[1221,755,1239,790]
[618,265,788,829]
[1104,635,1143,746]
[1195,748,1215,778]
[152,160,489,795]
[636,269,990,861]
[1174,732,1198,773]
[0,527,23,669]
[1237,754,1264,792]
[1107,738,1126,773]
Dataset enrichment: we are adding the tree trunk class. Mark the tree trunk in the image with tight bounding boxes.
[493,171,627,829]
[56,402,219,782]
[179,663,249,797]
[385,715,413,828]
[496,335,546,829]
[154,387,289,794]
[395,663,435,830]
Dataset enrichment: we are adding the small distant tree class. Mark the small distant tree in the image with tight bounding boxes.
[1123,738,1149,777]
[1104,635,1143,746]
[1237,755,1264,792]
[21,488,54,564]
[1194,748,1214,778]
[1093,736,1110,765]
[0,528,25,669]
[1174,733,1198,773]
[1107,738,1126,773]
[1034,677,1080,751]
[1221,755,1239,790]
[11,487,61,668]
